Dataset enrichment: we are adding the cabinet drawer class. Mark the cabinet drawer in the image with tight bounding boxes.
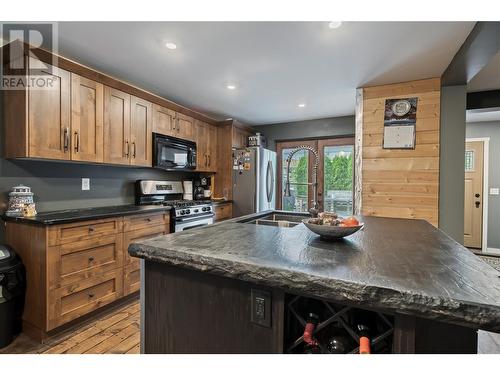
[124,263,141,296]
[48,269,123,330]
[123,212,169,232]
[214,203,232,221]
[123,224,168,266]
[48,218,122,246]
[48,234,123,289]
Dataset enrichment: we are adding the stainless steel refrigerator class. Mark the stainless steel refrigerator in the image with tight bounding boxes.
[232,147,277,217]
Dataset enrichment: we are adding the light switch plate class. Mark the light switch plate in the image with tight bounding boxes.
[82,178,90,191]
[490,188,499,195]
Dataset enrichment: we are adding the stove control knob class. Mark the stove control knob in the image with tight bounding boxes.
[194,209,199,213]
[180,210,186,215]
[185,209,191,214]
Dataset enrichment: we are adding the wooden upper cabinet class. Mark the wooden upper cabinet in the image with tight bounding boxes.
[232,126,251,149]
[153,104,176,136]
[152,105,195,142]
[195,120,208,171]
[70,74,104,163]
[28,61,71,160]
[130,96,152,167]
[207,124,217,171]
[195,121,217,172]
[176,113,194,141]
[103,87,131,165]
[3,53,215,167]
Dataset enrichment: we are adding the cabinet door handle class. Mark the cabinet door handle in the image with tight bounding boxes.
[204,154,208,167]
[63,127,69,151]
[74,131,80,152]
[88,292,95,298]
[208,155,210,167]
[88,256,95,262]
[132,142,136,158]
[88,227,94,232]
[125,140,130,157]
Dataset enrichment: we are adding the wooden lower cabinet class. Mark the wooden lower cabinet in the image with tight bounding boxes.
[123,224,168,294]
[5,211,169,341]
[48,217,122,246]
[48,234,123,288]
[124,264,141,295]
[214,203,233,222]
[48,269,123,330]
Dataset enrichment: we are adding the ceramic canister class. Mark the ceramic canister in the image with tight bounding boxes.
[5,185,35,217]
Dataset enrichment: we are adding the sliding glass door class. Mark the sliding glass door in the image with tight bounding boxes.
[277,140,315,213]
[277,138,354,214]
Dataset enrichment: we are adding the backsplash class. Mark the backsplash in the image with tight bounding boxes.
[1,159,195,210]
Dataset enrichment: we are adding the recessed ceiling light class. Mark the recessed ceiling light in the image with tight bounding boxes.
[165,42,177,50]
[298,103,306,108]
[328,21,342,29]
[226,84,236,90]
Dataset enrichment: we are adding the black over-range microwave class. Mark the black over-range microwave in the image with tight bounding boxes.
[153,133,197,171]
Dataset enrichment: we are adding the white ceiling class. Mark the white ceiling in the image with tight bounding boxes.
[51,22,474,124]
[468,51,500,92]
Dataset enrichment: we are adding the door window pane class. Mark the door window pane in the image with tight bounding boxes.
[465,150,474,171]
[281,149,309,212]
[323,145,354,217]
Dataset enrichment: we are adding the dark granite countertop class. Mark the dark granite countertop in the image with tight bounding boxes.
[1,204,172,225]
[129,211,500,333]
[210,200,232,205]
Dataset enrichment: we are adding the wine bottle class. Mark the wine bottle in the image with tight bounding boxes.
[325,324,351,354]
[357,324,371,354]
[302,312,321,354]
[353,311,373,354]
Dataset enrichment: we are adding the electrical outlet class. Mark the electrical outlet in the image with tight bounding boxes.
[82,178,90,191]
[251,289,271,327]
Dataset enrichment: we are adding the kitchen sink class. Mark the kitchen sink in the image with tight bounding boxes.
[245,213,309,228]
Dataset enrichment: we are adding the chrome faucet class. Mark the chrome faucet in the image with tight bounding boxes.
[283,145,320,217]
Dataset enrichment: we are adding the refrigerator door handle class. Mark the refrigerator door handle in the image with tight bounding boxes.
[266,159,274,203]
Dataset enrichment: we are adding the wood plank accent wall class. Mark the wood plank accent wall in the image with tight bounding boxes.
[359,78,441,226]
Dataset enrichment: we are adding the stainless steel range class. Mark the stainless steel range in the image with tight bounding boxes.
[135,180,214,232]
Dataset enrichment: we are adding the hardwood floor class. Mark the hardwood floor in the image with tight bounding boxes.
[0,300,140,354]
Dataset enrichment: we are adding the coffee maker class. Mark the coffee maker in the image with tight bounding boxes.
[194,177,211,200]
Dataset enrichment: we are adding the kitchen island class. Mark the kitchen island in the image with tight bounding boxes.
[129,212,500,354]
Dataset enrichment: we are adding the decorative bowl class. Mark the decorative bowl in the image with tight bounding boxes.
[302,218,363,240]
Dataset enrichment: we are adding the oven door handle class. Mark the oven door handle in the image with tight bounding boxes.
[175,213,214,223]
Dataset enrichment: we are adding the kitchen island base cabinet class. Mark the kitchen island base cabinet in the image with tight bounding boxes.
[143,261,284,354]
[142,261,478,354]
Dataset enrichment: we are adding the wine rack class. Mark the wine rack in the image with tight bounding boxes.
[285,295,394,354]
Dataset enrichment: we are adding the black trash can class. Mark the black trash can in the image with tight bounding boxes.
[0,245,25,349]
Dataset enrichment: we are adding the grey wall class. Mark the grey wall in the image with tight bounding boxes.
[439,85,467,243]
[466,121,500,248]
[255,116,355,151]
[0,92,193,243]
